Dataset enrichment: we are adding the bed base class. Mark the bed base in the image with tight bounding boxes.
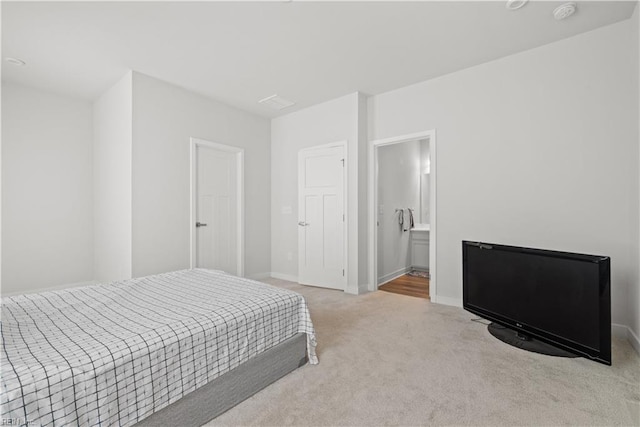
[135,333,308,426]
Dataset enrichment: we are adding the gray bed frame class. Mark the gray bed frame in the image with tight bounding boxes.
[135,333,308,426]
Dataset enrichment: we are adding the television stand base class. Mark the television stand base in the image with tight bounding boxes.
[488,323,579,358]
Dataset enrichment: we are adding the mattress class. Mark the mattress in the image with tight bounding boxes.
[1,269,318,426]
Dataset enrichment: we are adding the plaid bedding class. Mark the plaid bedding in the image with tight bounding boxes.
[1,269,317,426]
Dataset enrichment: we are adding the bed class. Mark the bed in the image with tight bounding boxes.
[1,269,318,426]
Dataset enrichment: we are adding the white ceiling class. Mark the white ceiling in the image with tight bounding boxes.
[2,1,636,118]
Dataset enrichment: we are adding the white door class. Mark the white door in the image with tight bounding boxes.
[298,144,345,289]
[196,145,238,274]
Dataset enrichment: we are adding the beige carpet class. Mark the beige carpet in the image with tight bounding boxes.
[206,279,640,426]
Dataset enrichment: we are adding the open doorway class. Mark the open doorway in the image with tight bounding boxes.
[368,130,437,301]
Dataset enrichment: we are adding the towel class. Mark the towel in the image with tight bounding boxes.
[398,209,404,231]
[402,208,409,232]
[408,208,415,230]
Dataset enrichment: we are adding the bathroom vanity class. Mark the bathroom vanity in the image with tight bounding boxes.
[411,225,430,271]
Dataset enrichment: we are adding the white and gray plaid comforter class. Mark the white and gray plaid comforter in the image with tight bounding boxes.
[1,269,317,426]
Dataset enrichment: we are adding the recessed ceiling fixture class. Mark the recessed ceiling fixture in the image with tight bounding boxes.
[553,2,577,20]
[505,0,528,11]
[258,94,295,110]
[4,57,26,66]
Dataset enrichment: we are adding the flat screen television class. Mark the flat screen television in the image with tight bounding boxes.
[462,241,611,365]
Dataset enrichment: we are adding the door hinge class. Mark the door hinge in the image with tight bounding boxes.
[342,269,345,276]
[342,213,345,221]
[340,158,345,167]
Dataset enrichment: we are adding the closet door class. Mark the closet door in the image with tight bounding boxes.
[298,144,345,290]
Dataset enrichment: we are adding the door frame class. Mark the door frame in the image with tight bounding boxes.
[298,140,348,290]
[189,137,245,277]
[368,130,437,301]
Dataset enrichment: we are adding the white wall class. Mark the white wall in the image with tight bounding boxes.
[377,141,421,282]
[369,20,637,328]
[357,93,369,291]
[2,83,94,294]
[1,8,3,291]
[93,72,133,283]
[131,72,271,279]
[420,140,431,224]
[631,3,640,347]
[271,93,367,293]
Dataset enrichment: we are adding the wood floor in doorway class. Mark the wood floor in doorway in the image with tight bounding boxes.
[379,274,430,300]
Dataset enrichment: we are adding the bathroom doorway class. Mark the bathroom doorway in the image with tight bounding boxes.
[368,130,437,301]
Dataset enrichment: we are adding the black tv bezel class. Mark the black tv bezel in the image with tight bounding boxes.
[462,241,611,365]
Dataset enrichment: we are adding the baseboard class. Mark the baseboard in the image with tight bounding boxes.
[358,282,370,295]
[613,324,640,356]
[247,272,271,280]
[378,266,411,286]
[611,323,628,339]
[1,280,99,297]
[629,327,640,356]
[432,295,462,308]
[270,272,299,283]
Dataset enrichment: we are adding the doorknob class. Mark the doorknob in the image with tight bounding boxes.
[196,222,208,227]
[298,221,309,226]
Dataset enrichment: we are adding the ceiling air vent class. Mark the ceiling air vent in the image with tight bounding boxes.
[553,2,577,20]
[505,0,528,11]
[258,94,295,110]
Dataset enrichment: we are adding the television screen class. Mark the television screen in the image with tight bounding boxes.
[463,241,611,365]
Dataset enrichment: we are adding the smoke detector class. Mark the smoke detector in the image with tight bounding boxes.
[505,0,528,11]
[553,2,577,20]
[258,94,295,110]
